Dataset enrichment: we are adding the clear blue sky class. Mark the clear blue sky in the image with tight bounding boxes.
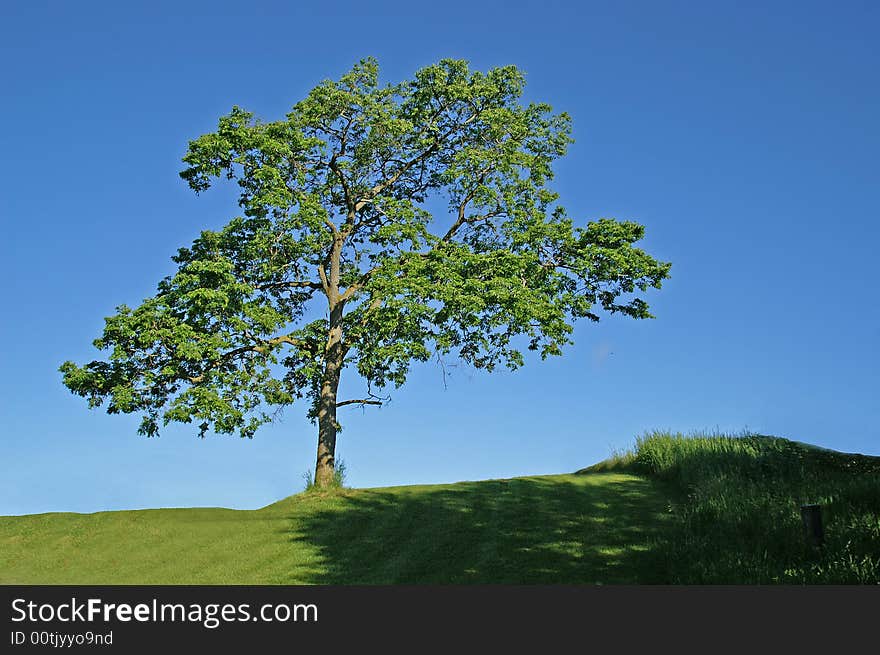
[1,1,877,515]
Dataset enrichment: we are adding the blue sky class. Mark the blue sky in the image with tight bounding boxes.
[1,1,877,515]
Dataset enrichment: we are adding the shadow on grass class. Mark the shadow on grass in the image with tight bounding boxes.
[283,475,671,584]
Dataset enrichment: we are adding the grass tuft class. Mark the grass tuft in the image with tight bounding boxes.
[302,459,348,493]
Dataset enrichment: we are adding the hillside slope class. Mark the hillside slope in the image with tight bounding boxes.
[615,432,880,583]
[0,472,673,584]
[4,434,877,584]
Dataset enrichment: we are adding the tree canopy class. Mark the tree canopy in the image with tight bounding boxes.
[61,57,671,486]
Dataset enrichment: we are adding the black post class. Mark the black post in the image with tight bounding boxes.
[800,504,824,549]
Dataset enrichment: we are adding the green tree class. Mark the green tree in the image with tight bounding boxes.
[61,58,671,488]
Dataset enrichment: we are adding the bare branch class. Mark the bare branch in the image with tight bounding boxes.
[435,351,454,391]
[336,388,389,408]
[335,398,383,408]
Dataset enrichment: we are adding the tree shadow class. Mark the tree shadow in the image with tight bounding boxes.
[282,474,673,584]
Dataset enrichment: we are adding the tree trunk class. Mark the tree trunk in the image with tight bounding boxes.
[314,374,339,488]
[314,300,344,488]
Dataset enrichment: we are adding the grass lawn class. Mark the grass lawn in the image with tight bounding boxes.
[4,434,877,584]
[0,472,673,585]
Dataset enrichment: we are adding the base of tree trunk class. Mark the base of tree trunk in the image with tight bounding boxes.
[314,460,336,488]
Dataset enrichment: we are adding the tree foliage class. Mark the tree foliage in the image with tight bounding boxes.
[61,57,671,445]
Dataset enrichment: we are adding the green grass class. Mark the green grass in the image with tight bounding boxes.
[621,430,880,584]
[3,432,877,584]
[0,472,672,584]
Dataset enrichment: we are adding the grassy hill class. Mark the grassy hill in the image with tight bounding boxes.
[2,432,878,584]
[0,472,672,584]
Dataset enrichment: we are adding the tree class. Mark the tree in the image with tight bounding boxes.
[60,58,671,488]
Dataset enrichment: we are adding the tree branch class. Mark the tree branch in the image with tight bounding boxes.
[329,155,354,215]
[327,112,357,233]
[335,398,383,408]
[442,169,492,241]
[322,216,339,236]
[254,280,323,291]
[341,295,384,358]
[339,267,377,302]
[317,262,331,296]
[187,334,316,383]
[353,112,479,213]
[342,176,496,302]
[261,334,312,351]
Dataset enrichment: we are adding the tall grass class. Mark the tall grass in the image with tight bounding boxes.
[302,459,348,493]
[631,430,880,584]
